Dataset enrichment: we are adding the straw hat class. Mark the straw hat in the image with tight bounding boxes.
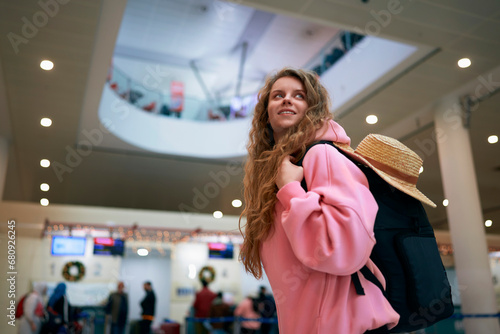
[335,134,437,208]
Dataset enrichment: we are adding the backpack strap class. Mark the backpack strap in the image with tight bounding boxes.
[295,140,335,167]
[359,266,387,298]
[352,266,387,297]
[295,140,335,191]
[349,265,392,298]
[351,272,365,295]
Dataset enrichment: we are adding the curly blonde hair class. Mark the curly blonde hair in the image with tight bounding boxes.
[239,68,334,279]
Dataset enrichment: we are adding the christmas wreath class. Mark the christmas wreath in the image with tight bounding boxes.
[62,261,86,282]
[199,265,216,284]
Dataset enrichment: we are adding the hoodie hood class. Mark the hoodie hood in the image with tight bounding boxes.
[314,119,351,146]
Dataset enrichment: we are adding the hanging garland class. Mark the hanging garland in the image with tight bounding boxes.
[62,261,86,282]
[199,266,216,284]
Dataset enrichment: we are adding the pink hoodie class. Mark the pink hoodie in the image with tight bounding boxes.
[261,120,399,334]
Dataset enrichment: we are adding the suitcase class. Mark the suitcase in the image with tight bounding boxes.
[159,322,180,334]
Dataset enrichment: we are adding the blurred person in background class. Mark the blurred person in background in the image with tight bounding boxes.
[234,294,261,334]
[106,281,128,334]
[193,279,217,334]
[18,282,47,334]
[139,281,156,334]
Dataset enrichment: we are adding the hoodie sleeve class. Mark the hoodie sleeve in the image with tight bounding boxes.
[276,143,378,275]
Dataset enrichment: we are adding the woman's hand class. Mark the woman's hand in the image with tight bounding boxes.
[276,156,304,189]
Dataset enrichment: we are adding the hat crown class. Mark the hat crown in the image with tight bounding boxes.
[355,134,423,180]
[346,133,436,207]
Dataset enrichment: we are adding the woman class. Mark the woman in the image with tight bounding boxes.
[234,295,261,334]
[42,282,71,334]
[239,68,400,333]
[18,283,47,334]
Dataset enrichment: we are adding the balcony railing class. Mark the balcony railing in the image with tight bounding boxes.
[106,65,257,122]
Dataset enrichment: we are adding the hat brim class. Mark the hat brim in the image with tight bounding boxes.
[334,143,437,208]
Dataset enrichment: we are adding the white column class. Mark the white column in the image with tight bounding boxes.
[0,136,8,201]
[434,98,500,334]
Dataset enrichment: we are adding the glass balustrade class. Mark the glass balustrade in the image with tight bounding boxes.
[304,31,365,76]
[106,65,257,122]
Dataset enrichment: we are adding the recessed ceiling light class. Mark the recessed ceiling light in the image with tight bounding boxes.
[213,211,223,219]
[40,159,50,168]
[40,198,49,206]
[419,166,423,174]
[40,118,52,127]
[485,219,493,227]
[137,248,149,256]
[488,135,498,144]
[40,60,54,71]
[443,199,449,207]
[40,183,50,191]
[366,115,378,125]
[457,58,471,68]
[232,199,242,208]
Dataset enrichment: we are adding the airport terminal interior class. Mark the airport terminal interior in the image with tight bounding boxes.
[0,0,499,333]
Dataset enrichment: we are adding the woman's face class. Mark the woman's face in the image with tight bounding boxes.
[267,76,308,142]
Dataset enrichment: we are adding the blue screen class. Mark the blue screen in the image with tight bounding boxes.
[208,243,234,259]
[93,238,125,256]
[51,236,86,256]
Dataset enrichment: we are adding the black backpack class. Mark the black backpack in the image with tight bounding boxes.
[296,141,454,333]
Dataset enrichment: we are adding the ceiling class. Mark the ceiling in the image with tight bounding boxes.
[0,0,499,234]
[112,0,341,99]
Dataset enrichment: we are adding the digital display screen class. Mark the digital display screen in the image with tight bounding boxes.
[208,242,234,259]
[93,238,125,256]
[51,236,86,256]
